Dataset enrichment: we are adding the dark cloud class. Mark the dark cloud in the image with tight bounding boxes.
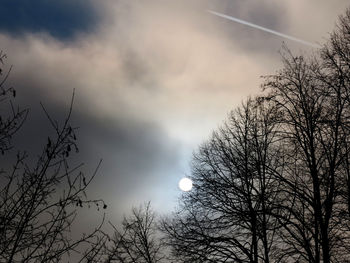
[0,0,100,40]
[8,81,182,216]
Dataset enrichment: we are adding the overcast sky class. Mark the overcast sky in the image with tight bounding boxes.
[1,0,349,224]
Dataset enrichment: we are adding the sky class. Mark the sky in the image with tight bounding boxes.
[0,0,349,227]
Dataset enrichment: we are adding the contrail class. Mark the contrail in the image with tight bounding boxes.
[208,10,321,48]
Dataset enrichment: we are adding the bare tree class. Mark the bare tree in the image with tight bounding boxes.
[261,40,350,262]
[260,10,350,260]
[163,8,350,263]
[320,8,350,222]
[0,50,28,154]
[162,98,284,263]
[104,202,165,263]
[0,53,107,262]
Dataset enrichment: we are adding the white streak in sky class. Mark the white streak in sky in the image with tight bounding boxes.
[208,10,321,48]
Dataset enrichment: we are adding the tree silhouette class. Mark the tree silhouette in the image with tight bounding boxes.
[162,98,284,263]
[261,10,350,258]
[0,53,106,262]
[103,202,165,263]
[163,8,350,263]
[0,51,27,154]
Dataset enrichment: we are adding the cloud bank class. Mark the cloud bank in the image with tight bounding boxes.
[0,0,348,219]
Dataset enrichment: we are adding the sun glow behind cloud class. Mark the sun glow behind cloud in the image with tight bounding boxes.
[0,0,348,217]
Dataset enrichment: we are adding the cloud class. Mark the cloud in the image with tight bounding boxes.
[0,0,348,219]
[283,0,349,42]
[208,10,320,47]
[10,87,183,214]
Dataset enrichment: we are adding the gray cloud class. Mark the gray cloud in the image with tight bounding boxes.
[1,0,348,222]
[6,76,183,218]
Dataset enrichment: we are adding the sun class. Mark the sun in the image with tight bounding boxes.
[178,177,193,192]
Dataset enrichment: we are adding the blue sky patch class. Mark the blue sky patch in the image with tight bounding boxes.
[0,0,99,39]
